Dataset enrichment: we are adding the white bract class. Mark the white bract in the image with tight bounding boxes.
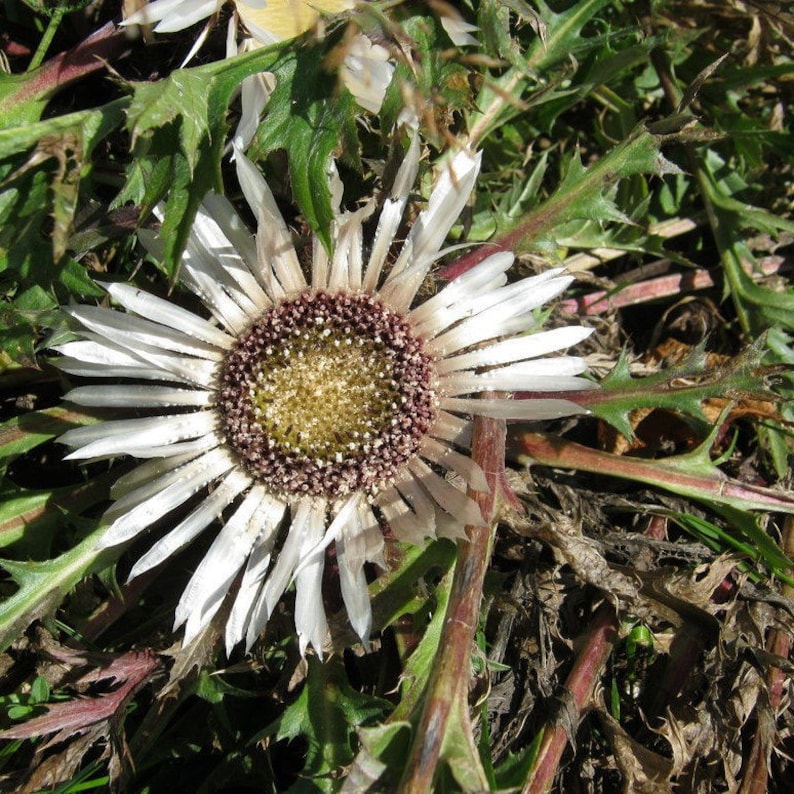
[57,139,594,655]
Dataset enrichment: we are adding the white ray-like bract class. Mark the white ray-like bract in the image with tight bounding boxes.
[57,139,593,655]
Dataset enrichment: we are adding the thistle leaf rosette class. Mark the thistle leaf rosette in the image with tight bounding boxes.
[54,140,594,655]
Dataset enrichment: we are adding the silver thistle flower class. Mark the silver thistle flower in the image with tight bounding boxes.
[55,140,594,655]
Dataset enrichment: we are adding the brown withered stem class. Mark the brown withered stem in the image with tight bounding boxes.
[738,516,794,794]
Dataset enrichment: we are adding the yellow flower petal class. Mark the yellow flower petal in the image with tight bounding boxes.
[236,0,354,42]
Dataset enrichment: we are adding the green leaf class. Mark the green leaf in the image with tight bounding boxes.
[0,474,112,557]
[0,406,101,465]
[517,428,794,517]
[0,100,126,290]
[0,285,59,370]
[0,524,117,652]
[494,732,544,789]
[575,338,778,440]
[664,509,794,587]
[469,0,616,142]
[379,14,473,144]
[368,539,456,635]
[0,71,51,129]
[0,100,125,163]
[346,550,456,785]
[249,41,361,252]
[0,22,126,130]
[445,124,682,277]
[126,72,211,177]
[117,46,283,280]
[695,149,794,336]
[257,655,388,790]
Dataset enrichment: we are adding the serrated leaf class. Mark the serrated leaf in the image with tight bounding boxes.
[494,732,544,789]
[0,649,158,741]
[0,524,118,653]
[257,656,388,788]
[126,72,211,176]
[0,285,59,369]
[0,23,126,131]
[249,42,361,251]
[0,100,126,163]
[469,0,616,144]
[0,99,126,295]
[445,124,682,277]
[379,14,473,144]
[344,554,455,786]
[569,338,778,440]
[116,46,282,280]
[517,430,794,516]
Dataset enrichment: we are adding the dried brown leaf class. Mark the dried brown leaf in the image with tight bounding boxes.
[638,556,739,621]
[20,722,111,794]
[598,709,674,794]
[654,705,717,778]
[514,514,639,598]
[158,601,224,699]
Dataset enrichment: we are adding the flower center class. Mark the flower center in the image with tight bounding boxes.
[218,291,437,498]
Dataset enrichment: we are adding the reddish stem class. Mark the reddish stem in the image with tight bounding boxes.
[513,432,794,514]
[399,409,505,792]
[523,604,619,794]
[557,256,785,316]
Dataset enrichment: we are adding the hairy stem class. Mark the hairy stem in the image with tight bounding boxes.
[27,6,67,71]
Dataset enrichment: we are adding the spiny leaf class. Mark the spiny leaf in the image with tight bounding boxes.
[249,40,361,252]
[0,100,125,296]
[345,556,455,787]
[569,338,780,440]
[0,525,117,653]
[126,71,211,176]
[516,429,794,516]
[116,46,282,280]
[0,23,126,130]
[0,99,126,163]
[0,649,158,741]
[257,656,388,789]
[469,0,618,144]
[379,13,473,145]
[695,149,794,337]
[444,124,681,278]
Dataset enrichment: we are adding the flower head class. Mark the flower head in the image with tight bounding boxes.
[56,140,593,655]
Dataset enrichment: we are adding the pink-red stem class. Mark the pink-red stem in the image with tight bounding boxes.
[398,410,506,792]
[523,604,618,794]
